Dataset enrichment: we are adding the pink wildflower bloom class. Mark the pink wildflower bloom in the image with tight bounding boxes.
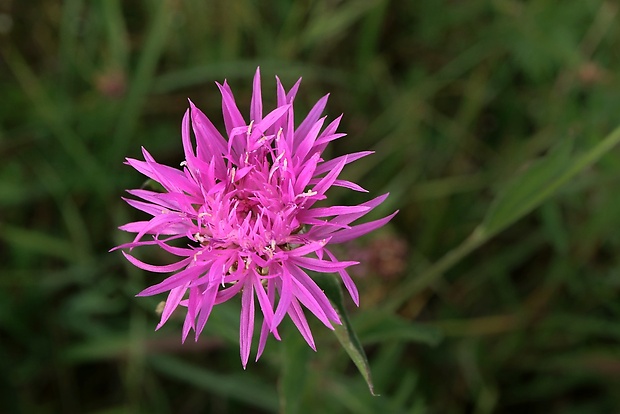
[114,68,396,367]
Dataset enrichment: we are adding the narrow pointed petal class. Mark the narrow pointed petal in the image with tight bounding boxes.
[256,279,279,361]
[250,67,263,122]
[252,272,275,330]
[288,298,316,350]
[303,205,370,219]
[272,266,293,329]
[328,210,399,244]
[286,77,302,104]
[137,265,207,297]
[217,81,246,136]
[195,283,219,338]
[310,156,347,199]
[287,263,340,326]
[189,100,228,171]
[331,179,368,192]
[122,251,192,273]
[249,104,290,144]
[290,256,358,273]
[294,117,325,163]
[115,67,394,367]
[294,94,329,147]
[157,283,189,329]
[314,151,374,175]
[240,278,255,368]
[325,248,359,306]
[181,109,196,166]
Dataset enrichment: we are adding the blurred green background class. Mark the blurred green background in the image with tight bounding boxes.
[2,0,620,413]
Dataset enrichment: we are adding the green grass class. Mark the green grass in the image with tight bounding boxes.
[3,0,620,412]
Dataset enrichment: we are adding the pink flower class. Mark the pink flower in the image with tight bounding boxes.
[114,68,396,367]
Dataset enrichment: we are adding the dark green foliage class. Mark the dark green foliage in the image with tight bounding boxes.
[2,0,620,412]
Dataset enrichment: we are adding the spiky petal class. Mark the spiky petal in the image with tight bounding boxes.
[114,67,396,367]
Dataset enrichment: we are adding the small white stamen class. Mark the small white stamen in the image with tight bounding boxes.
[296,190,317,199]
[274,150,285,164]
[194,233,207,243]
[268,165,278,182]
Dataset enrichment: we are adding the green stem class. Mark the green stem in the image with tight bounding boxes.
[387,124,620,312]
[386,229,485,313]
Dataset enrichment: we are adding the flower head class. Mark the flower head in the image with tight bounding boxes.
[115,68,396,367]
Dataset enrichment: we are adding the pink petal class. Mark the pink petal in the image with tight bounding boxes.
[294,152,321,194]
[309,156,347,200]
[256,279,280,361]
[325,248,359,306]
[328,210,399,244]
[157,282,189,329]
[189,100,227,174]
[122,251,192,273]
[288,298,316,350]
[294,94,329,147]
[314,151,374,176]
[215,280,244,304]
[131,214,187,245]
[249,104,291,145]
[309,194,391,239]
[331,179,368,192]
[250,67,263,122]
[275,76,287,107]
[137,264,208,297]
[311,114,342,156]
[183,285,200,341]
[195,283,219,339]
[217,80,246,137]
[240,278,255,369]
[287,263,340,326]
[285,239,329,257]
[252,271,275,331]
[285,77,302,104]
[290,256,358,273]
[294,117,326,163]
[303,205,370,219]
[272,266,293,329]
[181,109,196,167]
[123,198,169,217]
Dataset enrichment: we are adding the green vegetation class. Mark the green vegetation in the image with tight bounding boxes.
[2,1,620,412]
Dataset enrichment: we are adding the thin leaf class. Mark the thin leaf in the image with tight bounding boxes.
[481,124,620,238]
[278,326,311,414]
[149,355,278,412]
[356,311,443,346]
[388,124,620,311]
[314,272,377,395]
[481,138,573,236]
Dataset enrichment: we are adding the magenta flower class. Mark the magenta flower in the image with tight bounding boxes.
[115,68,396,367]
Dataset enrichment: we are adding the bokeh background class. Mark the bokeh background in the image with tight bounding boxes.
[3,0,620,413]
